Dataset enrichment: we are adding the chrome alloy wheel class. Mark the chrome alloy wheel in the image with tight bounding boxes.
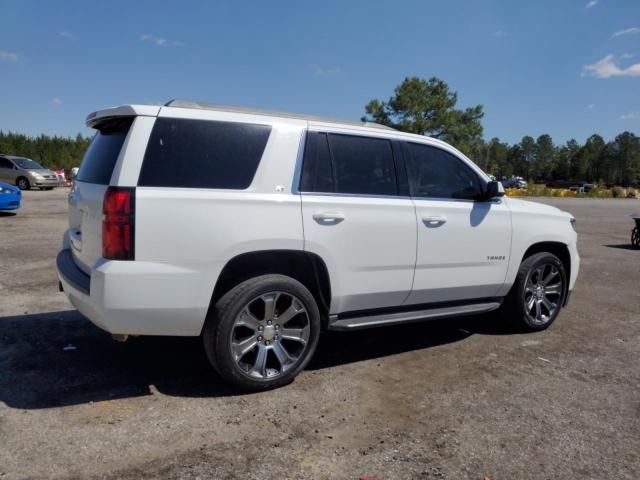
[523,263,563,325]
[230,291,311,379]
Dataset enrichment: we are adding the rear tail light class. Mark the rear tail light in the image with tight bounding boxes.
[102,187,135,260]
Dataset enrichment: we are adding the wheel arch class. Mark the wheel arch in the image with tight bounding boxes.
[521,241,571,306]
[209,250,332,325]
[15,176,30,189]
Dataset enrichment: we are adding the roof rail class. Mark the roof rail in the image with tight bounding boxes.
[163,99,396,131]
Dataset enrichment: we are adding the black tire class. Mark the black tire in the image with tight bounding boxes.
[202,274,321,391]
[500,252,567,332]
[632,227,640,249]
[16,177,30,191]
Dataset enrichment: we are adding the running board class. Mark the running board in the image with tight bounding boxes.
[327,301,502,331]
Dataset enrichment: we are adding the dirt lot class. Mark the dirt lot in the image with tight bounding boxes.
[0,189,639,479]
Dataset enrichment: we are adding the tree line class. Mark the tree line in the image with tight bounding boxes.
[365,77,640,186]
[0,131,91,172]
[1,76,639,186]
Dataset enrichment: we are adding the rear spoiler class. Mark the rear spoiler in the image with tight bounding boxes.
[85,105,161,128]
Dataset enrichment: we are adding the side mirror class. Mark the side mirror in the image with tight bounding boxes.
[482,181,505,201]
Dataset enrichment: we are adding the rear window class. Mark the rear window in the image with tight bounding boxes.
[138,118,271,189]
[76,118,132,185]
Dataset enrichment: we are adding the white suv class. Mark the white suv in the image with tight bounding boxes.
[57,100,579,391]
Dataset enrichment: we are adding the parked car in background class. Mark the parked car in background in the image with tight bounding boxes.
[0,155,58,190]
[501,178,528,189]
[57,100,579,391]
[0,181,21,211]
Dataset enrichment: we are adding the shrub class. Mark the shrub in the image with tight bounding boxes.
[612,187,623,198]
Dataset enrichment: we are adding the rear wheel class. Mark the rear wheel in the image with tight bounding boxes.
[16,177,30,190]
[500,252,566,331]
[632,227,640,249]
[203,274,321,391]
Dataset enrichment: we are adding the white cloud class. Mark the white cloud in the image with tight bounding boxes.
[59,31,75,40]
[583,54,640,78]
[313,66,343,77]
[621,53,635,59]
[0,50,19,62]
[588,104,595,109]
[51,98,62,106]
[612,27,640,38]
[491,30,506,37]
[620,112,640,120]
[585,0,598,9]
[140,34,183,47]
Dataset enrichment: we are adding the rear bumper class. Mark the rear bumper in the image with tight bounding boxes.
[56,249,211,336]
[57,249,90,294]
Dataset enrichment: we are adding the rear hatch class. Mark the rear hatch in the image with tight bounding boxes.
[68,118,133,274]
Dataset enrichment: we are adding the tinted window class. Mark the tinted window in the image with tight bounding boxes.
[328,134,397,196]
[0,158,13,169]
[406,143,483,200]
[300,132,333,192]
[77,118,132,185]
[139,118,271,189]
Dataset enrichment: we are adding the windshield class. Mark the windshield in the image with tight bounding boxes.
[13,158,45,170]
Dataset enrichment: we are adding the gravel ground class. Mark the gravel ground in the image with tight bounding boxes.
[0,189,639,479]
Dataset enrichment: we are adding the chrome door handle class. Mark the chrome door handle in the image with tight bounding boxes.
[312,212,345,224]
[422,215,447,226]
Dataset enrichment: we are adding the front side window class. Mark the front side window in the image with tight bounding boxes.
[328,134,397,196]
[139,118,271,189]
[13,158,44,170]
[406,143,484,200]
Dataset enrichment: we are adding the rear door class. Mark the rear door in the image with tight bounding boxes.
[403,141,511,304]
[300,130,417,314]
[0,158,15,183]
[68,118,133,274]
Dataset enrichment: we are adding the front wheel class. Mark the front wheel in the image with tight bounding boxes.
[500,252,567,331]
[203,274,321,391]
[16,177,30,190]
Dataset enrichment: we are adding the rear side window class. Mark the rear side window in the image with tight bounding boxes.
[138,118,271,189]
[406,142,483,200]
[77,118,132,185]
[328,134,397,196]
[300,132,334,193]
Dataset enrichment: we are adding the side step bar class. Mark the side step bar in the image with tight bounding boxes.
[327,301,502,331]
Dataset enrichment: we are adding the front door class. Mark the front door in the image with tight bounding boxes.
[403,141,511,305]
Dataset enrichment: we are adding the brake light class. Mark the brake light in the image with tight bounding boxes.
[102,187,135,260]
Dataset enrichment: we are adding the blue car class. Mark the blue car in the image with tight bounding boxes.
[0,182,21,211]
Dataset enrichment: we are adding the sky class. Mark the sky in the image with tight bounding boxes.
[0,0,639,145]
